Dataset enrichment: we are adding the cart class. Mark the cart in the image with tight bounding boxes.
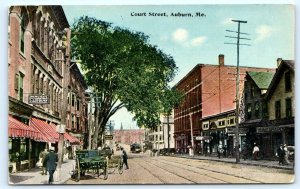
[71,150,108,182]
[107,155,124,174]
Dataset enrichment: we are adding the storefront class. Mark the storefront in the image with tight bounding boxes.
[8,116,43,172]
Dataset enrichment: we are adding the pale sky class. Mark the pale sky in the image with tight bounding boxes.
[62,4,294,130]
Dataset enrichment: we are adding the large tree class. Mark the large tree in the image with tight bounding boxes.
[71,16,180,149]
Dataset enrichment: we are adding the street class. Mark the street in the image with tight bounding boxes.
[65,153,294,184]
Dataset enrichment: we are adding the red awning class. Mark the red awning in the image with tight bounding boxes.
[30,118,59,143]
[63,132,81,145]
[30,118,81,145]
[8,116,42,141]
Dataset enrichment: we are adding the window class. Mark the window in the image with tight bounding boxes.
[71,94,75,107]
[218,120,225,126]
[285,71,291,92]
[229,118,235,125]
[71,114,75,128]
[254,102,260,118]
[286,98,292,118]
[250,86,255,97]
[262,102,268,118]
[76,117,80,130]
[76,99,80,111]
[275,100,281,119]
[247,104,252,119]
[15,73,24,101]
[20,10,26,53]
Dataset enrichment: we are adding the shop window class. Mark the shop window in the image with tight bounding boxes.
[286,98,292,118]
[285,71,291,92]
[275,100,281,119]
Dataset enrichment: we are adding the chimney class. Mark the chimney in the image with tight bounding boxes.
[277,58,282,67]
[219,54,224,66]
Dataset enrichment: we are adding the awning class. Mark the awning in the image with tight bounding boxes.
[30,118,81,145]
[30,118,59,143]
[64,132,81,145]
[8,116,42,141]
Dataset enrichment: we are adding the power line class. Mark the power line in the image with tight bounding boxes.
[225,19,250,164]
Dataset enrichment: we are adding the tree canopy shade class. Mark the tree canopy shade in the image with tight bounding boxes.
[71,16,181,149]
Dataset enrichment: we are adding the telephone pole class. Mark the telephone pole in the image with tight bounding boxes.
[225,19,250,163]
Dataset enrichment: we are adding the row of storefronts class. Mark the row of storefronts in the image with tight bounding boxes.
[174,56,294,160]
[8,115,80,173]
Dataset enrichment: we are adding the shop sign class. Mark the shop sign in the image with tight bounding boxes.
[104,135,113,140]
[256,126,283,133]
[28,94,50,104]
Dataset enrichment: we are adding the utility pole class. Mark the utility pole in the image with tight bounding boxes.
[189,113,194,157]
[225,19,250,163]
[56,28,70,182]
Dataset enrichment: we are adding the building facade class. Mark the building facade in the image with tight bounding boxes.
[239,70,275,159]
[174,54,275,154]
[113,128,145,145]
[8,6,82,172]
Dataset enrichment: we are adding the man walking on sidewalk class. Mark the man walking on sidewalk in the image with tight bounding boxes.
[44,146,58,184]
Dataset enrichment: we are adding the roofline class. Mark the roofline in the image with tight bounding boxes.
[265,60,295,99]
[201,109,236,120]
[173,63,276,88]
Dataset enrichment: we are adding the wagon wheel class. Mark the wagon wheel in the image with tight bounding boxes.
[76,158,81,182]
[118,158,124,175]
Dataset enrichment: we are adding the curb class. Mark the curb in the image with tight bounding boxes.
[177,155,294,171]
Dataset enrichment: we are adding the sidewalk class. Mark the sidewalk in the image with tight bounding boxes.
[174,154,295,171]
[8,159,75,185]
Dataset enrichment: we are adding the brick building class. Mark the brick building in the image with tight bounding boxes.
[8,6,84,172]
[113,127,145,145]
[174,54,275,154]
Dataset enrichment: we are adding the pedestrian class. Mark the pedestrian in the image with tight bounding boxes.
[120,147,129,169]
[44,146,58,184]
[252,143,259,160]
[277,144,285,165]
[283,144,290,165]
[40,148,48,175]
[217,144,223,159]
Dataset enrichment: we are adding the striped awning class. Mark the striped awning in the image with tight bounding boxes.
[30,118,59,143]
[30,118,81,145]
[8,116,42,141]
[63,131,81,145]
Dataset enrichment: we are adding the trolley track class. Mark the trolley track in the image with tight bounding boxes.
[154,157,264,183]
[135,158,196,184]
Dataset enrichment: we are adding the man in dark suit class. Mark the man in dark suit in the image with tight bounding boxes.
[44,146,58,184]
[121,147,129,169]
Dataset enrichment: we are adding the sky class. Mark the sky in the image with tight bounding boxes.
[63,4,295,130]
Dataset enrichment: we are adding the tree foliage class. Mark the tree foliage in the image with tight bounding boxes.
[71,16,181,148]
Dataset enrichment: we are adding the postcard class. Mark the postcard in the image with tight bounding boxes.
[7,3,295,185]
